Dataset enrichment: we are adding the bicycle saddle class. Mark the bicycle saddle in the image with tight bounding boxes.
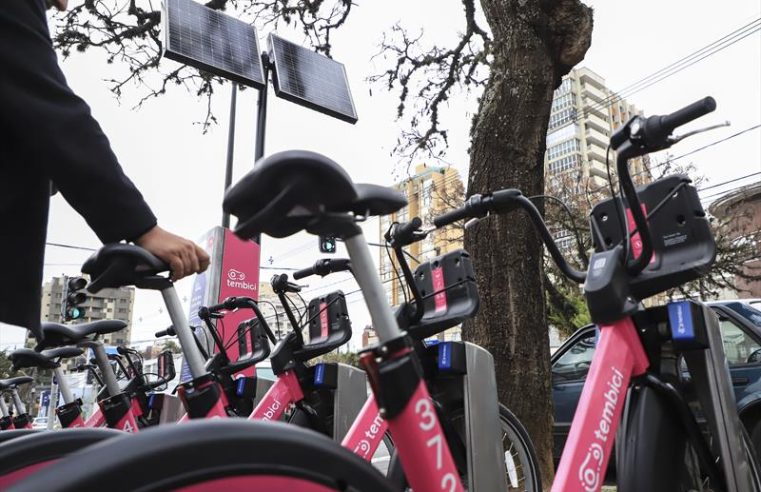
[82,243,171,293]
[36,320,126,350]
[0,376,34,390]
[223,150,406,239]
[9,347,83,370]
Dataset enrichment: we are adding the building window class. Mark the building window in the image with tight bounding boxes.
[549,108,576,131]
[548,154,580,174]
[553,77,572,97]
[547,139,580,161]
[551,93,574,112]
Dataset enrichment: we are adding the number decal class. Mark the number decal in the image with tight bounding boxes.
[442,474,458,492]
[415,398,436,431]
[415,396,459,490]
[427,433,443,469]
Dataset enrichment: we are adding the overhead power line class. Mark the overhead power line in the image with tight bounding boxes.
[573,18,761,122]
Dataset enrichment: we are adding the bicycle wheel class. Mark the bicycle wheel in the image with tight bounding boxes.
[0,428,122,490]
[7,420,395,492]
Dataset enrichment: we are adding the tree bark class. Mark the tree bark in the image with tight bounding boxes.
[463,0,592,486]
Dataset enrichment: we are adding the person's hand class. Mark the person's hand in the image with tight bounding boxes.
[135,226,210,281]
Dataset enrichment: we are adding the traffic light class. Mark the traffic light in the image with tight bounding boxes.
[319,236,337,254]
[62,276,87,321]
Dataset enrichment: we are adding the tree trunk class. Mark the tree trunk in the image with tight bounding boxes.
[463,0,592,486]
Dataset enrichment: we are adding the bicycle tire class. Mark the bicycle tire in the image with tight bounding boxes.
[7,419,395,492]
[0,428,122,489]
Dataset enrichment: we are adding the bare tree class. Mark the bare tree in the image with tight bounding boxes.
[51,0,352,130]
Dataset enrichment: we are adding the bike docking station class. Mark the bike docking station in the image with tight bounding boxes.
[666,300,757,491]
[161,0,365,431]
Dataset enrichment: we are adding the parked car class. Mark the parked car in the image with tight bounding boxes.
[31,417,48,429]
[551,302,761,470]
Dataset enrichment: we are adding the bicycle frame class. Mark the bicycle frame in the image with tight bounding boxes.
[343,232,464,492]
[552,317,649,492]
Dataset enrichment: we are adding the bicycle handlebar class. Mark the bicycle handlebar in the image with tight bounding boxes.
[432,189,587,283]
[293,258,352,280]
[155,326,176,338]
[613,96,716,275]
[202,297,278,344]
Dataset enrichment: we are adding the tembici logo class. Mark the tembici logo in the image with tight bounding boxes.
[226,268,256,292]
[578,366,624,492]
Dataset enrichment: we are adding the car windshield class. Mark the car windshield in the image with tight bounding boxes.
[721,302,761,329]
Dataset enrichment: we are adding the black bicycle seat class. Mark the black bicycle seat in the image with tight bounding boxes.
[223,150,406,240]
[0,376,34,390]
[43,346,85,360]
[11,349,53,370]
[82,243,171,293]
[352,183,408,216]
[36,320,126,350]
[10,347,84,371]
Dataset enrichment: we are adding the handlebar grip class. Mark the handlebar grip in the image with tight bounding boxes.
[293,267,313,280]
[393,217,422,245]
[154,326,176,338]
[433,207,471,228]
[660,96,716,132]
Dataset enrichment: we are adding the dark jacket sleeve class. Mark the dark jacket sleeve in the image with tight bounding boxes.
[0,0,157,244]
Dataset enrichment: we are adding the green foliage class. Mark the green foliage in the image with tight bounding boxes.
[162,340,182,354]
[546,286,591,338]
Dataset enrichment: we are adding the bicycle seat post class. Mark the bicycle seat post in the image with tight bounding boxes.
[53,366,75,405]
[79,340,120,397]
[10,388,26,416]
[160,286,206,380]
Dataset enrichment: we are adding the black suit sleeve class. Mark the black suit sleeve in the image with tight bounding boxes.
[0,0,157,244]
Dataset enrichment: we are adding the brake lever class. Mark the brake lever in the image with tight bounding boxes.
[668,121,730,145]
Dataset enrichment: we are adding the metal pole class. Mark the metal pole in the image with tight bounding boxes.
[47,383,58,430]
[60,275,68,322]
[254,52,270,162]
[221,82,238,228]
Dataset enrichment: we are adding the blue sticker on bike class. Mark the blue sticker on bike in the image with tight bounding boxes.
[668,301,695,342]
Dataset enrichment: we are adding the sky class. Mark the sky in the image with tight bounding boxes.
[2,0,759,351]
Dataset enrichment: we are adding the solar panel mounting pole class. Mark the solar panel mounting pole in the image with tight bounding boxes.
[221,82,238,228]
[254,52,270,161]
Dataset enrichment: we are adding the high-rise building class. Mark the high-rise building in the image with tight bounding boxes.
[378,163,465,341]
[545,67,650,192]
[40,276,135,346]
[546,67,651,251]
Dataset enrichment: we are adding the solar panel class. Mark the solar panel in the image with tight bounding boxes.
[269,33,358,124]
[163,0,265,89]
